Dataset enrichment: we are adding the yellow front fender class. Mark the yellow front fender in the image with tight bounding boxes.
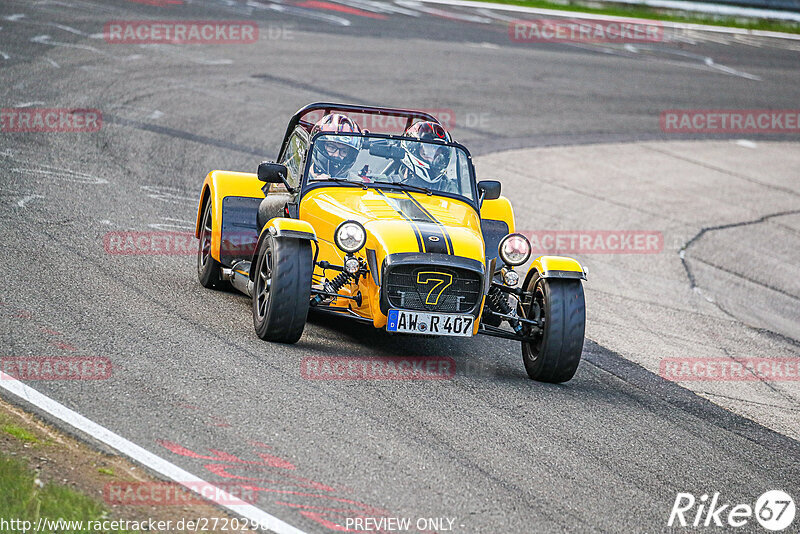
[529,255,587,281]
[260,218,317,241]
[250,219,317,282]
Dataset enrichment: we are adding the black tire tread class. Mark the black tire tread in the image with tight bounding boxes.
[253,237,312,344]
[197,200,225,289]
[523,274,585,383]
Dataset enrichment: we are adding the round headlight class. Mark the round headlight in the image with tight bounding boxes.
[344,257,361,274]
[334,221,366,254]
[503,269,520,287]
[498,233,531,266]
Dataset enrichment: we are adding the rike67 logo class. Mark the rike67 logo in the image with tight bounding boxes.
[669,491,795,531]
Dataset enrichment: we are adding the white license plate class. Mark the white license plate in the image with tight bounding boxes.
[386,309,474,337]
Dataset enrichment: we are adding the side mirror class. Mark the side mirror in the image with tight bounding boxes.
[478,180,501,201]
[258,162,289,184]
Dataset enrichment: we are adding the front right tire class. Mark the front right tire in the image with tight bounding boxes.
[252,235,313,344]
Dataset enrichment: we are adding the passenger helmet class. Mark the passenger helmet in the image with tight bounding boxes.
[401,121,453,184]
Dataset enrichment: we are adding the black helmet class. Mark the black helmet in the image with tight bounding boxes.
[310,113,362,176]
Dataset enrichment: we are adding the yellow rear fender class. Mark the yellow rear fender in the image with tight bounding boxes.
[524,255,587,288]
[195,170,264,262]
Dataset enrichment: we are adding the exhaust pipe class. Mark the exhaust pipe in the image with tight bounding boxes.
[229,261,253,297]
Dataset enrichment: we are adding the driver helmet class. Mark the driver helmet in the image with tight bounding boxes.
[310,114,362,176]
[400,121,453,184]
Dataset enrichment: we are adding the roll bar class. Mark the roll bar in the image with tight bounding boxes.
[277,102,442,161]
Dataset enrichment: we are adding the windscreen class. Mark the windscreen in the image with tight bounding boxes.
[307,133,475,202]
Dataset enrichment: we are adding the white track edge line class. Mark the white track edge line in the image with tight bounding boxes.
[415,0,800,40]
[0,371,308,534]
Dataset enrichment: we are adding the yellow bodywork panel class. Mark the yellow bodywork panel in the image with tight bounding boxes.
[480,196,515,232]
[195,170,263,261]
[197,174,492,334]
[261,217,316,240]
[301,188,484,256]
[299,186,486,328]
[531,256,586,277]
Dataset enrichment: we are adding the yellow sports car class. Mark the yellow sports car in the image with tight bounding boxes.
[195,103,587,382]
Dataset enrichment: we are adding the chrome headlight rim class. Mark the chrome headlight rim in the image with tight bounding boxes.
[498,232,532,267]
[503,269,520,287]
[344,257,361,274]
[334,220,367,254]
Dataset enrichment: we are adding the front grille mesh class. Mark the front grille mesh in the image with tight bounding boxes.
[386,265,482,313]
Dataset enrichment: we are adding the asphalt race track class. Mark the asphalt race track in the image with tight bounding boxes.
[1,0,799,532]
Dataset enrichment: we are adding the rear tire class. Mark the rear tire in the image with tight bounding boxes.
[252,235,312,343]
[521,272,585,383]
[197,199,226,289]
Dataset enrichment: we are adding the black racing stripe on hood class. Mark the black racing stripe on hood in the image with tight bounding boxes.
[414,222,449,254]
[376,189,455,254]
[379,192,449,254]
[375,189,424,252]
[402,191,454,255]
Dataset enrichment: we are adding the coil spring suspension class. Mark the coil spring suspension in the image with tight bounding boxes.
[313,271,353,305]
[488,287,523,333]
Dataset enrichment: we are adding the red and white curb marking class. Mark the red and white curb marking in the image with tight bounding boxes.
[0,371,308,534]
[416,0,800,40]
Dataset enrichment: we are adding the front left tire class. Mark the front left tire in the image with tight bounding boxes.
[252,235,313,343]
